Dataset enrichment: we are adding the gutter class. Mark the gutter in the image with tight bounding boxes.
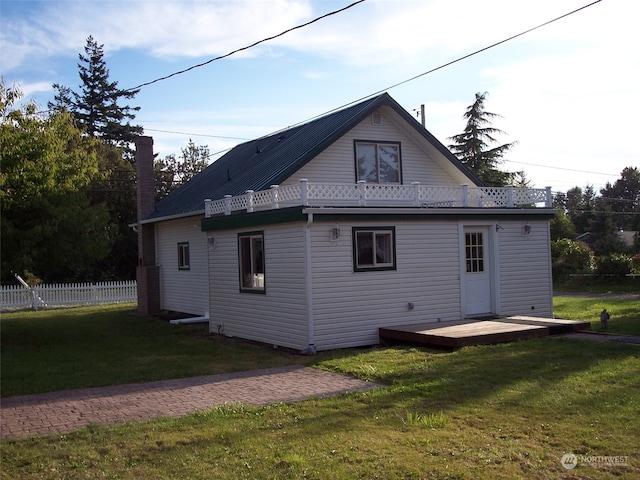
[300,213,317,355]
[138,209,206,226]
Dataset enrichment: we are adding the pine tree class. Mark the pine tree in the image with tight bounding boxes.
[599,167,640,231]
[448,92,519,186]
[50,36,142,153]
[48,36,143,280]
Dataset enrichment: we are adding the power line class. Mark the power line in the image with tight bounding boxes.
[144,128,249,141]
[504,159,618,177]
[126,0,367,92]
[284,0,603,128]
[158,0,604,160]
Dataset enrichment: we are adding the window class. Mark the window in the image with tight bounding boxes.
[355,141,401,183]
[238,232,265,292]
[177,242,190,270]
[353,227,396,272]
[465,232,484,273]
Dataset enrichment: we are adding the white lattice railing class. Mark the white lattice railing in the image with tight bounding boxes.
[205,180,553,217]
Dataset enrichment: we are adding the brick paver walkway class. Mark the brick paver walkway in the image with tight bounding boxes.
[0,366,378,440]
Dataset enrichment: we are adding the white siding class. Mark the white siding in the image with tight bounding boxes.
[204,216,554,352]
[310,220,463,350]
[283,107,467,187]
[497,220,553,317]
[209,223,310,351]
[155,216,209,315]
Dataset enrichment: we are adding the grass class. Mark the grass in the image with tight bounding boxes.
[1,297,639,479]
[0,304,307,397]
[553,296,640,336]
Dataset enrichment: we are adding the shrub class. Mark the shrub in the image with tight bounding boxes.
[632,254,640,274]
[595,254,632,276]
[551,238,593,280]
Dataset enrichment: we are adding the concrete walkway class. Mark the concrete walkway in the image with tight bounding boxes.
[561,331,640,345]
[0,366,378,440]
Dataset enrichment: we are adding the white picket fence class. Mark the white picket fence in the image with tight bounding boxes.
[0,281,137,311]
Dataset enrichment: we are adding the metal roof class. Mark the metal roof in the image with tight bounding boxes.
[143,92,481,222]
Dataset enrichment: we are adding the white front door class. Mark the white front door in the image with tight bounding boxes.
[463,226,492,316]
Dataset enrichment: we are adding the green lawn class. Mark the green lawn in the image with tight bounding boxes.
[1,299,639,479]
[0,304,307,397]
[553,296,640,336]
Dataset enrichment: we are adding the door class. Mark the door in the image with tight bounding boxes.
[463,227,492,316]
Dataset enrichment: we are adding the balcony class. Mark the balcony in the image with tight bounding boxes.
[204,179,553,218]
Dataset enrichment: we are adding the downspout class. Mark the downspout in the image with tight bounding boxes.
[301,212,316,355]
[169,312,210,325]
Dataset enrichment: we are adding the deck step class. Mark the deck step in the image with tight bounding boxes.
[379,316,590,349]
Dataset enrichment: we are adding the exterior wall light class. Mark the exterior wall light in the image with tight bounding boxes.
[331,225,341,241]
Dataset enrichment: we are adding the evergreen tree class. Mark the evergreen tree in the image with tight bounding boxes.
[50,36,143,154]
[588,200,627,255]
[565,186,596,234]
[599,167,640,231]
[48,36,144,280]
[448,92,519,186]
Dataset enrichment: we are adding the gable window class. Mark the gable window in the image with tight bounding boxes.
[177,242,190,270]
[353,227,396,272]
[239,232,265,292]
[355,141,401,183]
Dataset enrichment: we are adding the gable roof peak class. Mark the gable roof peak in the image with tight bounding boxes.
[143,92,480,222]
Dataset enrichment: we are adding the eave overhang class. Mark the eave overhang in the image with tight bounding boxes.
[201,206,555,231]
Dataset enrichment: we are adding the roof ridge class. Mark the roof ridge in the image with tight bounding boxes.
[252,92,388,142]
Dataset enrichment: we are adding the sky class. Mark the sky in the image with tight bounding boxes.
[2,0,638,194]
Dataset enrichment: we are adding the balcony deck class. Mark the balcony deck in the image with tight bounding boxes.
[205,180,553,218]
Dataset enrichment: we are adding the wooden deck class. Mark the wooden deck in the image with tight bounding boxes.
[379,316,590,349]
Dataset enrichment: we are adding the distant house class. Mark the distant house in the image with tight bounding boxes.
[576,231,638,251]
[618,231,638,250]
[134,93,555,353]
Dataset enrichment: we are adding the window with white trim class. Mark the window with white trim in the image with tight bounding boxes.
[355,141,401,183]
[353,227,396,272]
[238,232,265,292]
[465,232,485,273]
[177,242,190,270]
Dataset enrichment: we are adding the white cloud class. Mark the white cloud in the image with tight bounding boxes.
[1,0,314,69]
[19,81,53,99]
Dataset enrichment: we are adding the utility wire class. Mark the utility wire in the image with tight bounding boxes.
[126,0,367,92]
[144,128,249,141]
[289,0,603,126]
[173,0,604,161]
[504,159,617,177]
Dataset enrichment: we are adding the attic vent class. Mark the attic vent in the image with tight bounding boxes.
[371,113,383,125]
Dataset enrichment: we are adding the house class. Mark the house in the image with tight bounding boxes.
[134,93,555,353]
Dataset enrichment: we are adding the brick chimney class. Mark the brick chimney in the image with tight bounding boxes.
[135,136,161,315]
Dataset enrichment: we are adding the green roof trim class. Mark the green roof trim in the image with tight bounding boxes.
[201,207,306,231]
[201,207,554,231]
